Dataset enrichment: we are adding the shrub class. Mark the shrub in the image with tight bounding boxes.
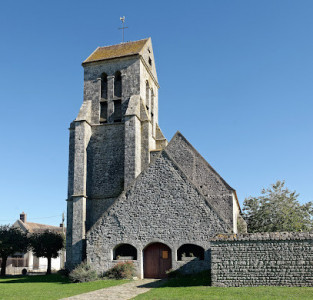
[105,261,135,279]
[69,261,98,283]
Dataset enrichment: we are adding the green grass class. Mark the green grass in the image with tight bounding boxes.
[134,271,313,300]
[0,274,128,300]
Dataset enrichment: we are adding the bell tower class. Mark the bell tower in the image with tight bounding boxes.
[66,38,167,268]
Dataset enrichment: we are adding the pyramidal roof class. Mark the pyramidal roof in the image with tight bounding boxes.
[83,38,149,65]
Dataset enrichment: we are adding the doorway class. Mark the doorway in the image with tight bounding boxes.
[143,243,172,278]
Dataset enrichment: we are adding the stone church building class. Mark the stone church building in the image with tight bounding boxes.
[66,38,243,278]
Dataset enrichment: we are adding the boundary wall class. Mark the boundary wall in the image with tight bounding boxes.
[211,232,313,287]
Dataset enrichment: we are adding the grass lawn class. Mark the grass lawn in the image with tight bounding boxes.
[0,274,127,300]
[134,271,313,300]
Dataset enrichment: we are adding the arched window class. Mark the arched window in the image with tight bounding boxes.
[114,71,122,98]
[101,73,107,99]
[177,244,204,261]
[113,244,137,260]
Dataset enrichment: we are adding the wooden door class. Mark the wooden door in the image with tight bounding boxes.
[144,243,172,278]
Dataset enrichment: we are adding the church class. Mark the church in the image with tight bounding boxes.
[66,38,244,278]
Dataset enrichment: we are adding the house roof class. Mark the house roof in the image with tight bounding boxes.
[14,219,64,234]
[83,38,149,65]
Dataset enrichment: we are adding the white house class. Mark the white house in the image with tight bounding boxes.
[4,212,66,274]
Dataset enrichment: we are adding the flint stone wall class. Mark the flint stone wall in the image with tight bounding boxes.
[86,151,231,277]
[211,232,313,287]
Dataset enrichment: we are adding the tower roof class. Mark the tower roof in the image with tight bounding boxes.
[83,38,149,65]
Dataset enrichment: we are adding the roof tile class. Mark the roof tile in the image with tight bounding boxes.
[83,38,148,64]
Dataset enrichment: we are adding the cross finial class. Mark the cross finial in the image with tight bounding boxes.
[118,16,128,43]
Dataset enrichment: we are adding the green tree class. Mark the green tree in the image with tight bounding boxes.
[0,225,29,276]
[30,230,64,275]
[243,180,313,233]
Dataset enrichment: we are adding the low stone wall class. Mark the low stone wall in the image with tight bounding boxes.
[211,232,313,287]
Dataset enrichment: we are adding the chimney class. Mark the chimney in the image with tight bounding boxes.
[20,212,27,223]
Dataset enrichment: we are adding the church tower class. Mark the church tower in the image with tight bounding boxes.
[66,38,167,268]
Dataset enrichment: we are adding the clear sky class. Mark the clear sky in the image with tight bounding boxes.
[0,0,312,226]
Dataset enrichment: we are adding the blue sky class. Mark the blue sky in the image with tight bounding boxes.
[0,1,312,226]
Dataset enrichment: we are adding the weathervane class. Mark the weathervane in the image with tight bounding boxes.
[118,16,128,43]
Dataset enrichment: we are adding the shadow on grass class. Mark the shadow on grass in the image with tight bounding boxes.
[138,271,211,289]
[0,274,71,284]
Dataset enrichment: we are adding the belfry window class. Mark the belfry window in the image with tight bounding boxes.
[177,244,205,261]
[113,100,122,122]
[114,71,122,98]
[113,244,137,260]
[100,101,108,123]
[101,73,107,99]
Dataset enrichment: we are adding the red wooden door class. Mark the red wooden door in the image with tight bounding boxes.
[144,243,172,278]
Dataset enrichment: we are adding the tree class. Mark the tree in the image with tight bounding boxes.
[0,225,29,276]
[243,180,313,233]
[30,230,64,275]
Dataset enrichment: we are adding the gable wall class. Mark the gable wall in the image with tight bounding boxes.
[86,153,230,276]
[165,134,234,226]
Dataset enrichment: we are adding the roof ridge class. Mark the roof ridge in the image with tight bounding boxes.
[97,38,149,49]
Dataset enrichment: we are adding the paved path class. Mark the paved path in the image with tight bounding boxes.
[61,279,161,300]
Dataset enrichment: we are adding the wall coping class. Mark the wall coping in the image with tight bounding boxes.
[211,232,313,242]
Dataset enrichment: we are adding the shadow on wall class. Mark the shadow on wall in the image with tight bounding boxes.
[174,248,211,275]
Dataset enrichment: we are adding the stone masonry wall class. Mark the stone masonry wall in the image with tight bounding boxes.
[86,124,125,199]
[86,151,231,277]
[211,232,313,287]
[166,133,235,228]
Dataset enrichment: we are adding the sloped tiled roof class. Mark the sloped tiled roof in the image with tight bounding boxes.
[16,220,64,234]
[83,38,149,65]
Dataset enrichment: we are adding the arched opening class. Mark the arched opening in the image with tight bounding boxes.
[113,244,137,260]
[114,71,122,98]
[143,242,172,279]
[101,73,107,99]
[177,244,205,261]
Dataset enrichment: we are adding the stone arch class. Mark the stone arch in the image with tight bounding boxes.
[113,243,137,260]
[177,244,205,261]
